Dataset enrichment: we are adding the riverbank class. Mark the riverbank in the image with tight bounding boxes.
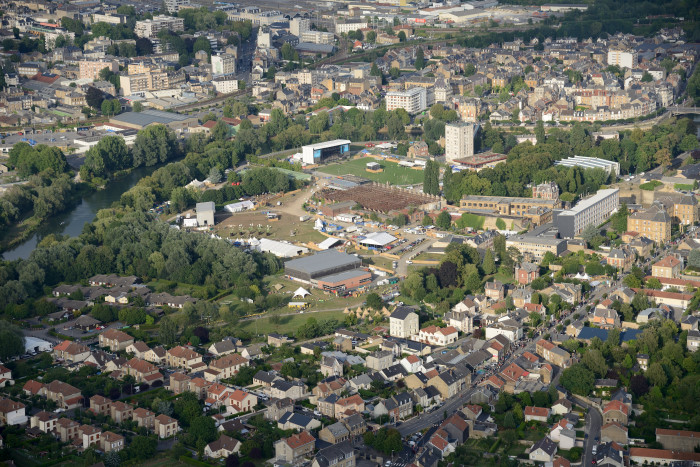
[1,164,160,260]
[0,179,87,255]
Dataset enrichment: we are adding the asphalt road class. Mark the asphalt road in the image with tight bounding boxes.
[575,395,603,466]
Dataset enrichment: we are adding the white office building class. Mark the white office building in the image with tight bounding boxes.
[386,87,429,114]
[445,122,474,163]
[290,17,311,36]
[555,156,620,176]
[211,53,237,76]
[607,49,638,69]
[134,16,185,39]
[555,188,620,238]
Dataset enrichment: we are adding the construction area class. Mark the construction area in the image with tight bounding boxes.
[319,182,443,213]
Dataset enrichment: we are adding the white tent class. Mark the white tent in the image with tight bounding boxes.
[293,287,311,298]
[318,237,342,250]
[359,231,397,247]
[314,218,325,231]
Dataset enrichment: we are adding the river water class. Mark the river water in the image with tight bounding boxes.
[2,165,157,261]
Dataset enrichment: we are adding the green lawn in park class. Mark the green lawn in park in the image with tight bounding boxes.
[318,157,424,185]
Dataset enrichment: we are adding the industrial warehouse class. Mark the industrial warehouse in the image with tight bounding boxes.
[284,250,372,293]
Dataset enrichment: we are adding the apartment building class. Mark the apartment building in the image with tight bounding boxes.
[627,204,671,244]
[460,195,559,216]
[554,188,619,238]
[390,307,419,339]
[652,255,682,279]
[79,59,119,81]
[506,234,567,261]
[607,49,638,69]
[386,87,430,113]
[301,31,335,45]
[134,16,185,39]
[445,122,474,163]
[211,53,237,76]
[656,193,699,226]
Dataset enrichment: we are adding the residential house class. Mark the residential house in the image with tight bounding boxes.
[0,398,27,425]
[418,326,459,346]
[122,358,163,385]
[551,399,572,415]
[485,281,506,300]
[155,414,179,439]
[143,346,167,364]
[311,441,355,467]
[166,346,203,370]
[208,339,238,356]
[205,434,241,459]
[535,339,571,368]
[79,425,102,449]
[652,255,682,278]
[30,411,58,433]
[601,422,628,445]
[606,248,633,271]
[366,351,394,371]
[227,390,257,413]
[445,310,474,333]
[319,422,350,444]
[168,372,191,394]
[278,412,322,431]
[254,370,280,387]
[341,413,366,440]
[101,431,125,453]
[270,380,307,400]
[241,343,267,360]
[55,418,80,442]
[390,306,419,338]
[515,262,540,284]
[43,380,83,410]
[440,414,469,444]
[126,341,150,359]
[275,431,315,464]
[53,340,91,363]
[429,429,456,458]
[602,400,629,425]
[373,392,413,421]
[400,355,422,373]
[23,379,44,397]
[89,395,111,415]
[655,428,700,452]
[268,334,295,347]
[265,397,295,422]
[529,436,557,463]
[208,353,249,381]
[524,406,550,423]
[429,369,464,399]
[132,407,155,429]
[99,329,134,351]
[485,318,523,342]
[687,330,700,352]
[321,356,344,377]
[335,394,365,419]
[110,401,133,424]
[590,308,621,329]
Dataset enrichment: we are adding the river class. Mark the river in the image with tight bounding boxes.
[2,165,157,261]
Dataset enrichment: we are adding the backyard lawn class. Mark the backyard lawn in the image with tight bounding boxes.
[318,157,425,185]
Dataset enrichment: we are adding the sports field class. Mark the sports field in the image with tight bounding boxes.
[318,157,425,185]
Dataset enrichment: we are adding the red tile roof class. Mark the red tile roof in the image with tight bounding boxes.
[603,400,629,415]
[285,430,315,449]
[525,406,549,418]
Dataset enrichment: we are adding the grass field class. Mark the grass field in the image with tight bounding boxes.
[456,213,486,230]
[238,309,346,335]
[318,157,425,185]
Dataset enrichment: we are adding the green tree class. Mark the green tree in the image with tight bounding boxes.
[132,124,180,167]
[535,120,545,144]
[158,316,177,345]
[436,210,452,231]
[212,120,230,141]
[423,160,440,195]
[560,364,595,396]
[366,292,383,310]
[483,249,496,275]
[646,362,667,387]
[0,321,25,361]
[415,47,424,70]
